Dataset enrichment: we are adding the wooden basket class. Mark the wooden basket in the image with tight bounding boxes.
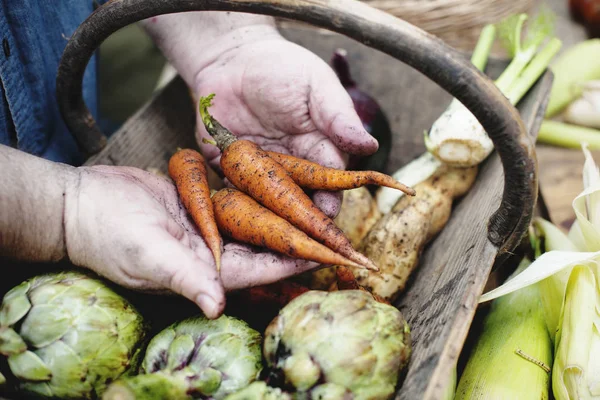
[3,1,551,400]
[279,0,540,51]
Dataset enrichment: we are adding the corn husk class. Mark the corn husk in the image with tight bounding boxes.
[479,144,600,399]
[456,258,552,399]
[552,264,600,399]
[533,218,577,338]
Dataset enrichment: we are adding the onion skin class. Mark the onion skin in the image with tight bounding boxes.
[331,49,393,176]
[570,0,600,38]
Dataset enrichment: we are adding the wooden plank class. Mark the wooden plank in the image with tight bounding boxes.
[396,72,553,400]
[85,77,196,169]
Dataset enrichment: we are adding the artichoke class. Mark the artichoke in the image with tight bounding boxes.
[263,290,411,400]
[223,381,353,400]
[0,271,147,399]
[104,314,263,400]
[224,381,291,400]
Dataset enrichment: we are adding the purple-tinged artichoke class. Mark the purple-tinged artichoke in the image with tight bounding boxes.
[103,315,263,400]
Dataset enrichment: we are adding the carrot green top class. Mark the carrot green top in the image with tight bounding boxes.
[198,94,238,152]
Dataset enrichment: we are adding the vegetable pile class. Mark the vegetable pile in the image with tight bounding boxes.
[0,7,562,399]
[0,74,417,400]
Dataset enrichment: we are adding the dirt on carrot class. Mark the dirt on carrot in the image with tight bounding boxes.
[169,148,223,271]
[199,94,377,271]
[267,151,416,196]
[212,188,366,269]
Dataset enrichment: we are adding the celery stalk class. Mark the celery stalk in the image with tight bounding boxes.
[426,9,560,167]
[494,15,536,93]
[538,120,600,150]
[506,38,562,105]
[470,24,497,72]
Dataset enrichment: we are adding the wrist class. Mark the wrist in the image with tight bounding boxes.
[141,12,283,87]
[0,145,79,263]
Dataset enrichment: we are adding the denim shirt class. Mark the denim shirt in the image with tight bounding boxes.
[0,0,108,166]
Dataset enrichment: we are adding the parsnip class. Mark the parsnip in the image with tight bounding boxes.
[355,166,478,302]
[309,187,382,290]
[334,187,382,248]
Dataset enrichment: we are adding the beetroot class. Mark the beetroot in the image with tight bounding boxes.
[331,49,393,175]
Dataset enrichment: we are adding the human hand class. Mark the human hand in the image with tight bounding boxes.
[193,37,378,217]
[63,165,319,318]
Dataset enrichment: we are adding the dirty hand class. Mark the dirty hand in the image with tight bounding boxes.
[63,165,320,318]
[193,38,378,217]
[141,13,378,218]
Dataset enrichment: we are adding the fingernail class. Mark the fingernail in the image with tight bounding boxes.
[196,294,221,319]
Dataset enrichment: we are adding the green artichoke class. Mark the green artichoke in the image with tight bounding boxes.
[103,315,263,400]
[224,381,291,400]
[263,290,411,400]
[0,271,147,399]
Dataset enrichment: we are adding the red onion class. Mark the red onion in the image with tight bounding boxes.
[331,49,392,175]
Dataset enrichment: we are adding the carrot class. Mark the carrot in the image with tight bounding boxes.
[335,266,362,291]
[335,266,390,304]
[168,148,222,271]
[212,188,366,269]
[200,94,377,271]
[267,151,416,196]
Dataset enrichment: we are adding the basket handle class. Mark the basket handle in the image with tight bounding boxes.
[56,0,537,255]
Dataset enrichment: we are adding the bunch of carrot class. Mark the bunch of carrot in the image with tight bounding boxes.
[168,93,416,277]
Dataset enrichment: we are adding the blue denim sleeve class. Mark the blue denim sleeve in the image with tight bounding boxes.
[0,0,101,166]
[0,80,15,148]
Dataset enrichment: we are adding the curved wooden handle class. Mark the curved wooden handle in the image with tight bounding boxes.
[55,0,537,254]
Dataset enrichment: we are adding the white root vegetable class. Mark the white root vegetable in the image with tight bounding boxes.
[376,152,443,215]
[355,166,478,302]
[426,11,561,167]
[334,187,382,248]
[309,187,382,290]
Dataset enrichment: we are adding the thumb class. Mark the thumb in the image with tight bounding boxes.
[309,75,378,156]
[144,228,226,319]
